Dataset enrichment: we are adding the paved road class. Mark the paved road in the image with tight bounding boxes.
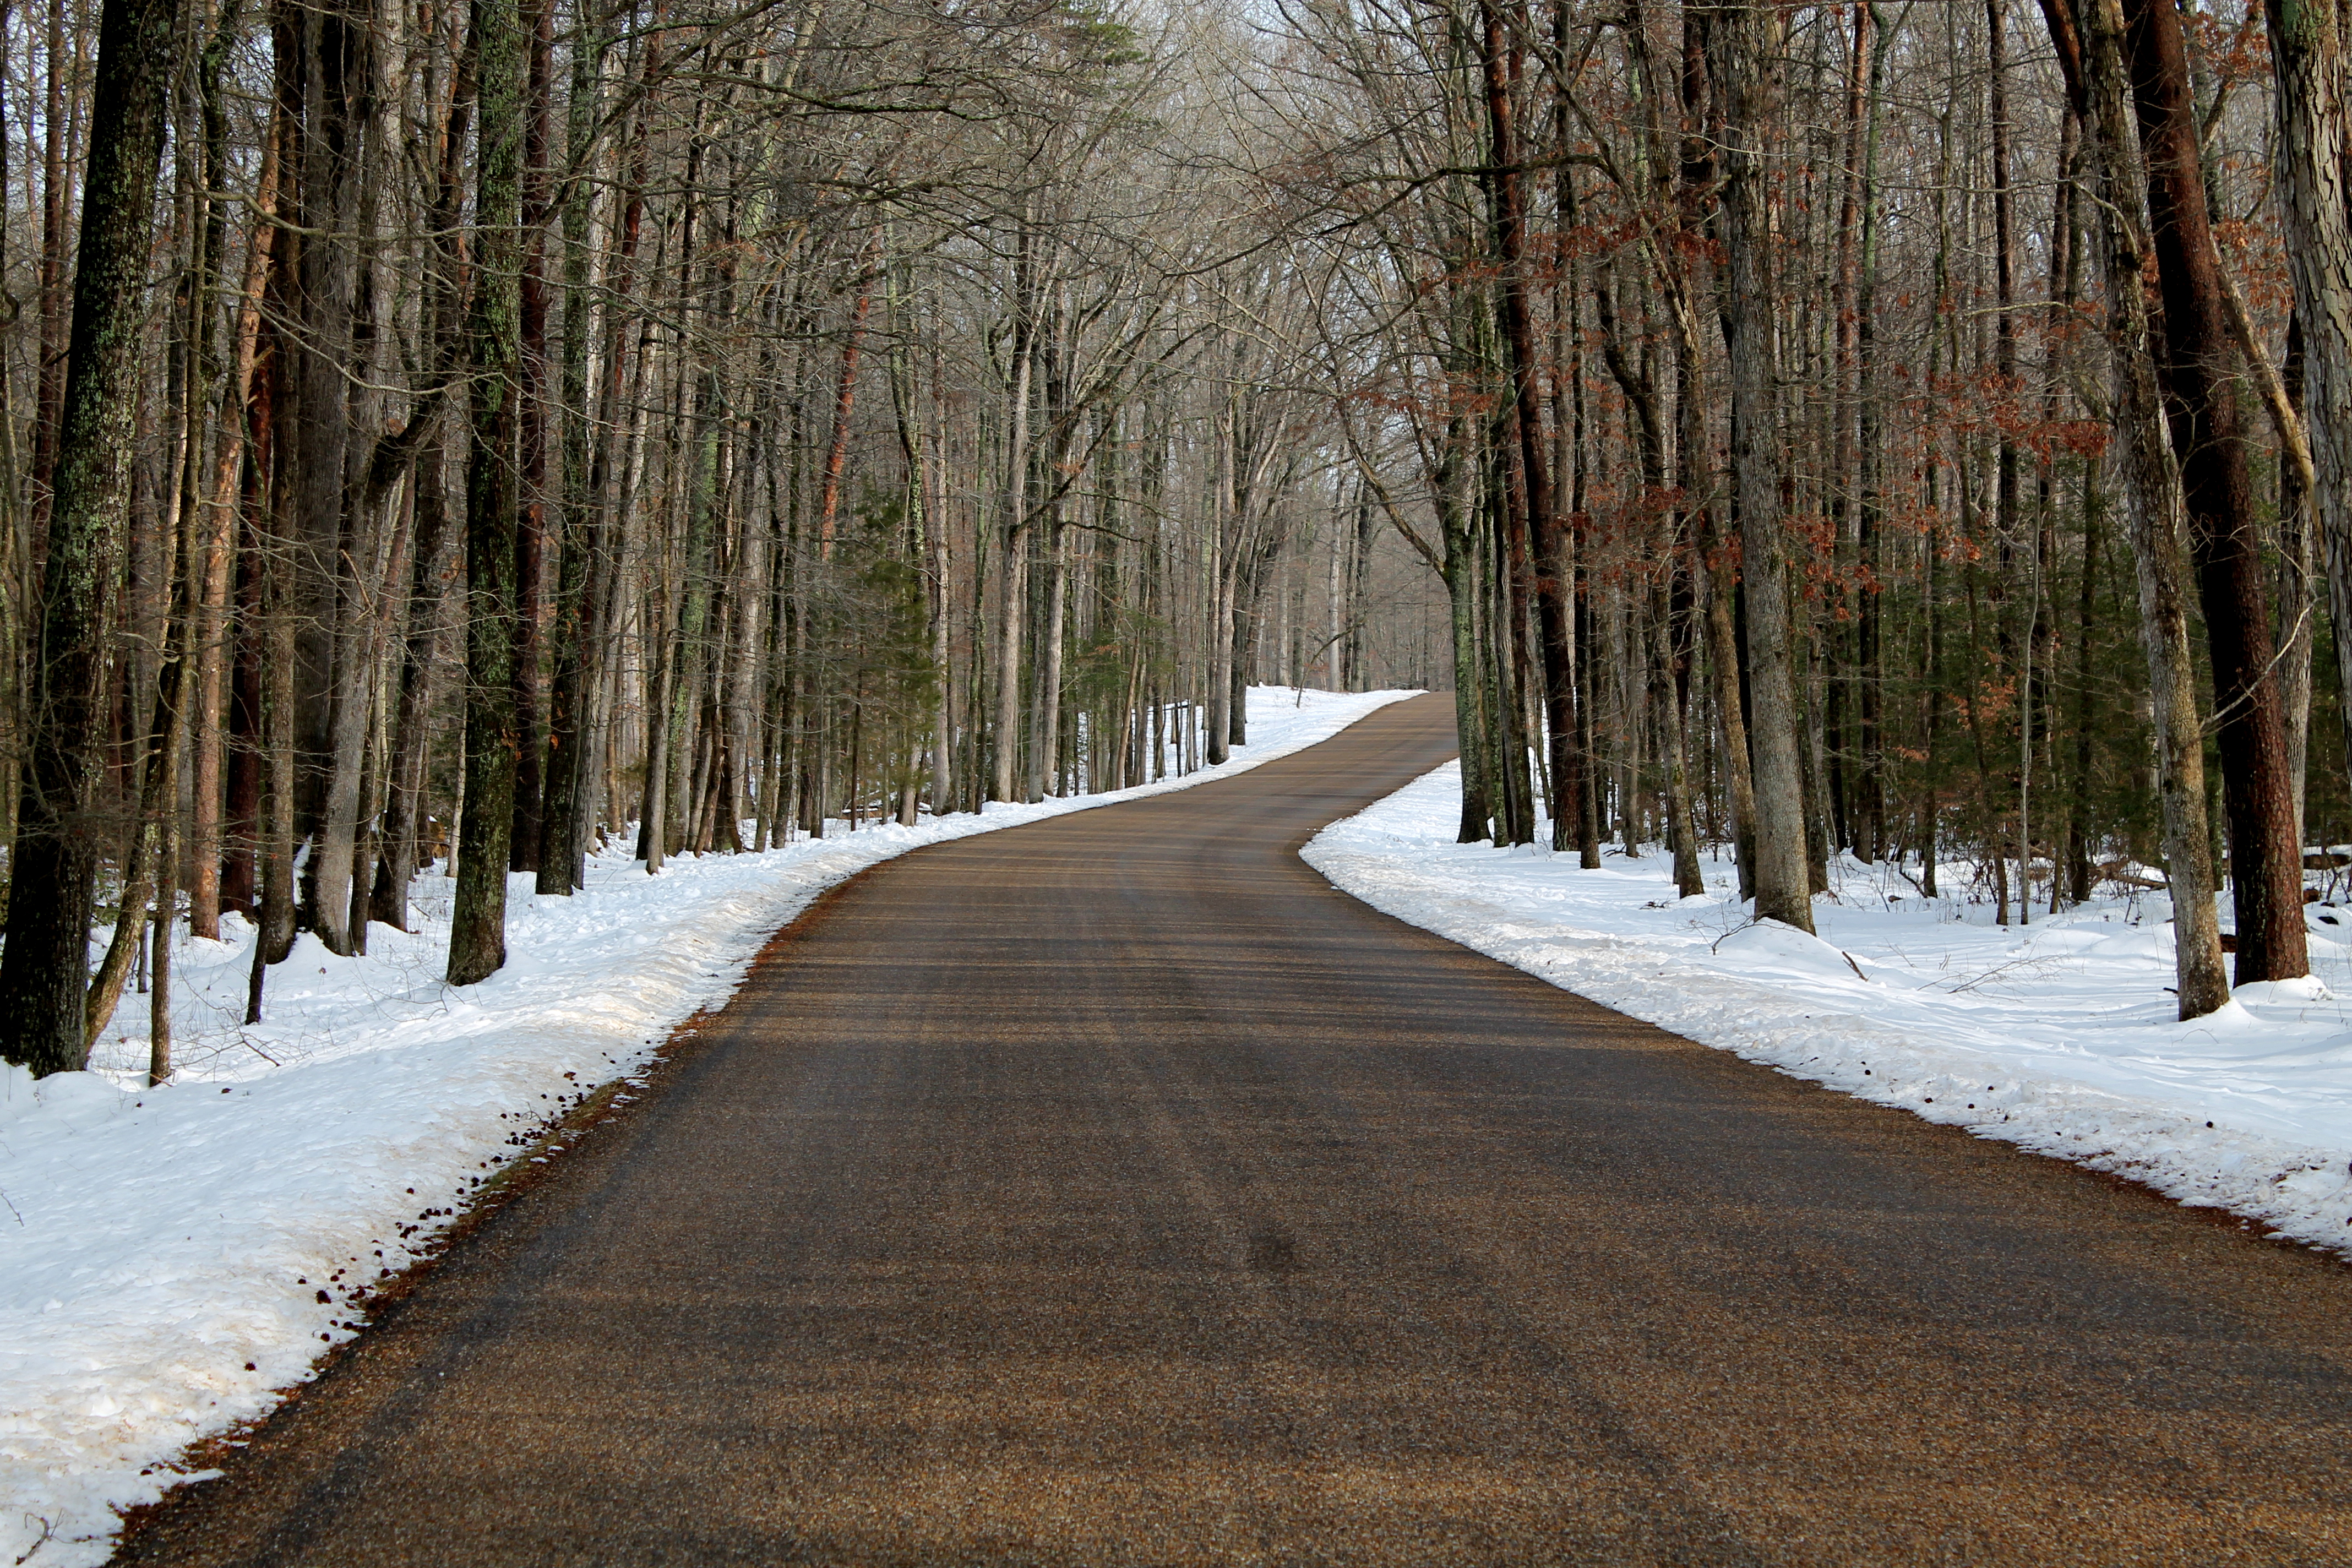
[119,695,2352,1565]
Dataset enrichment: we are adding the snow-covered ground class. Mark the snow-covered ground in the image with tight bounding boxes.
[1307,760,2352,1264]
[0,685,1415,1568]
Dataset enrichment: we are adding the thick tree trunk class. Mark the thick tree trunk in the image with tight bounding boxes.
[2264,0,2352,844]
[184,0,247,943]
[1709,0,1812,933]
[284,0,371,952]
[447,0,523,987]
[2040,0,2230,1016]
[222,91,296,921]
[373,40,473,921]
[1663,45,1755,894]
[536,6,606,894]
[0,0,178,1074]
[509,0,553,875]
[2120,0,2307,984]
[247,108,303,991]
[1479,0,1583,859]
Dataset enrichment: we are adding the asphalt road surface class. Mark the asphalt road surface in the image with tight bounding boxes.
[118,694,2352,1566]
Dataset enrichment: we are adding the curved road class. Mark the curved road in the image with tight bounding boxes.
[122,695,2352,1565]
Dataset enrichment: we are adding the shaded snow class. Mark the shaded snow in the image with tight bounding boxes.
[0,685,1415,1568]
[1305,760,2352,1260]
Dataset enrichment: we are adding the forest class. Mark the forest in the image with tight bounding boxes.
[0,0,2340,1080]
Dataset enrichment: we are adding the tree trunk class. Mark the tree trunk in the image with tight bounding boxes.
[248,518,299,1015]
[447,0,523,987]
[993,263,1036,797]
[1653,564,1705,898]
[85,480,198,1062]
[1032,521,1067,799]
[536,7,606,894]
[2040,0,2230,1016]
[0,0,178,1075]
[184,0,247,943]
[2265,0,2352,841]
[373,439,462,926]
[1710,0,1812,933]
[2278,317,2315,850]
[285,0,371,953]
[508,0,552,874]
[2120,0,2307,984]
[1207,403,1234,768]
[1479,0,1583,859]
[1442,433,1492,842]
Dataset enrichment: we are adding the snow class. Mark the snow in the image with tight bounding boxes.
[0,685,1416,1568]
[1305,760,2352,1273]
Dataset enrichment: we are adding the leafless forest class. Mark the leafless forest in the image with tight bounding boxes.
[0,0,2343,1078]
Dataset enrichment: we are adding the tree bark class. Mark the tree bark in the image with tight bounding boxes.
[2120,0,2307,984]
[285,0,374,954]
[536,0,604,894]
[1479,0,1583,859]
[993,241,1037,797]
[373,439,461,926]
[374,25,473,921]
[185,0,246,943]
[2264,0,2352,847]
[0,0,179,1074]
[509,0,552,874]
[447,0,522,986]
[1206,395,1234,769]
[2039,0,2230,1017]
[1709,0,1812,933]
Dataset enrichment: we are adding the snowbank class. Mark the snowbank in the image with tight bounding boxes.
[1305,761,2352,1262]
[0,685,1416,1568]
